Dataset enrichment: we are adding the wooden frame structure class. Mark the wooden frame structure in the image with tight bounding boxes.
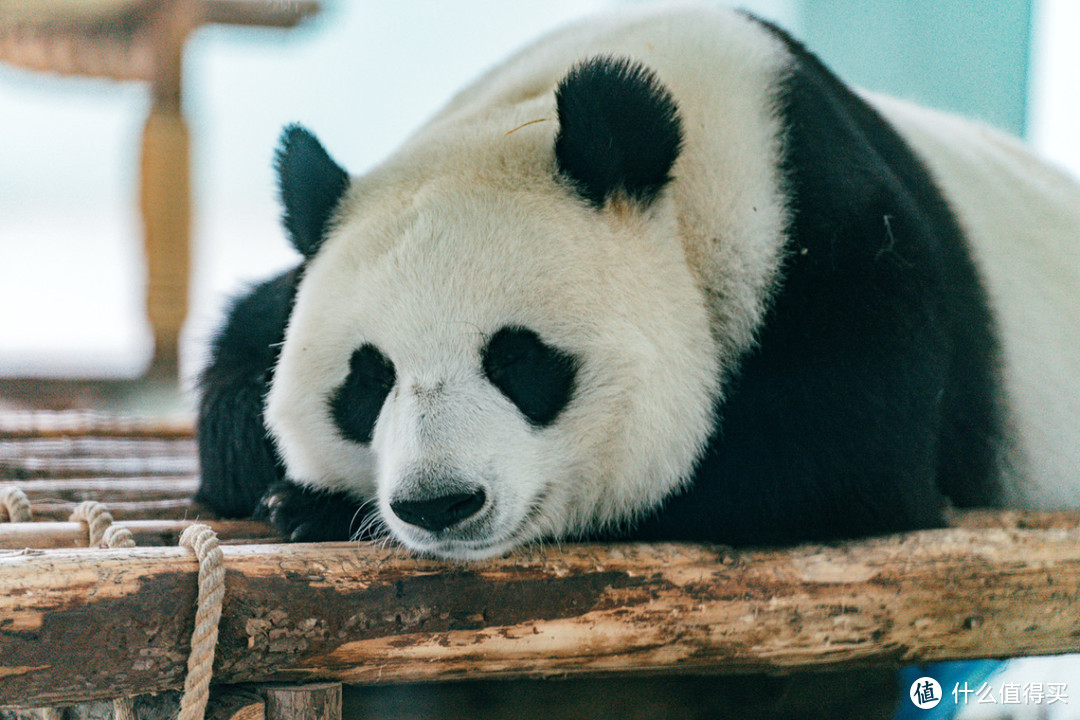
[0,0,319,373]
[2,414,1080,719]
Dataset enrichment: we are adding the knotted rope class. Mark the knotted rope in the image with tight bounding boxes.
[65,504,225,720]
[177,523,226,720]
[0,486,32,523]
[70,500,134,549]
[68,502,137,719]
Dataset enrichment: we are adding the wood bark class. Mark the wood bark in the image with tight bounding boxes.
[262,684,341,720]
[0,520,277,549]
[1,526,1079,707]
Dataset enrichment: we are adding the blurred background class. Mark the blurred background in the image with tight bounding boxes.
[0,0,1077,405]
[1,3,1077,717]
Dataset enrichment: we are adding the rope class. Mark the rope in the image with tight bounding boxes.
[0,486,32,523]
[27,500,225,720]
[177,524,225,720]
[68,502,138,719]
[102,523,136,550]
[69,500,134,548]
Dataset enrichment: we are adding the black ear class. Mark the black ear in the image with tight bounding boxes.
[555,56,683,208]
[275,124,350,257]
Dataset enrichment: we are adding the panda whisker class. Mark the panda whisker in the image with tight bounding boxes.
[350,498,394,546]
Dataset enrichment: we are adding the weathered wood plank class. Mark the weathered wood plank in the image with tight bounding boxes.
[949,507,1080,530]
[263,683,340,720]
[26,497,205,522]
[1,527,1078,707]
[0,520,278,549]
[0,413,193,440]
[8,478,198,503]
[0,448,197,479]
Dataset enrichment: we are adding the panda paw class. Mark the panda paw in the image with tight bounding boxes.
[257,481,368,542]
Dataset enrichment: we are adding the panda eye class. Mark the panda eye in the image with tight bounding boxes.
[329,344,396,444]
[482,327,578,427]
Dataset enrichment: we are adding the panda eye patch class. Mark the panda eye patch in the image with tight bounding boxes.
[482,327,578,427]
[329,344,396,444]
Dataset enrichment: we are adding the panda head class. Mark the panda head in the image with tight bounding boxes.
[265,57,720,560]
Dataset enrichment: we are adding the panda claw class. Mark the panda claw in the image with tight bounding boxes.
[257,481,367,543]
[289,523,316,542]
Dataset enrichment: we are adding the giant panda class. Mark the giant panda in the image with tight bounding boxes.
[196,4,1080,561]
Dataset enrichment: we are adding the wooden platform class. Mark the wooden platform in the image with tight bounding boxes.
[2,411,1079,720]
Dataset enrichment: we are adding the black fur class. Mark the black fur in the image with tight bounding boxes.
[555,56,683,207]
[276,125,350,258]
[196,267,301,517]
[330,345,397,445]
[482,327,579,427]
[600,20,1006,546]
[258,481,367,542]
[196,266,369,539]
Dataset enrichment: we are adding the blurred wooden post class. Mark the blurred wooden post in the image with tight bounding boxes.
[141,112,190,372]
[0,0,321,379]
[142,1,195,373]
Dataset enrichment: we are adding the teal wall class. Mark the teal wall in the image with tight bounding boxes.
[739,0,1034,137]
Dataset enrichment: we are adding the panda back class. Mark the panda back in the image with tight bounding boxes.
[871,95,1080,510]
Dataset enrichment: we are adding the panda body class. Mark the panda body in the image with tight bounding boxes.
[196,5,1080,559]
[864,93,1080,509]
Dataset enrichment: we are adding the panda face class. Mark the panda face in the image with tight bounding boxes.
[263,57,729,559]
[329,319,581,557]
[264,170,721,559]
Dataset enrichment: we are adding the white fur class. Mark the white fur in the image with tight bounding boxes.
[266,4,1080,559]
[266,5,791,559]
[268,178,722,559]
[869,94,1080,510]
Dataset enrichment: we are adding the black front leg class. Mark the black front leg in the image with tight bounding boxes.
[196,267,300,518]
[258,481,373,542]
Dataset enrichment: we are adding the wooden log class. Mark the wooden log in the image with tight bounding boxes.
[0,434,195,459]
[9,478,198,503]
[0,444,197,479]
[0,413,193,440]
[1,526,1079,707]
[262,684,340,720]
[0,686,263,720]
[949,507,1080,531]
[140,105,191,371]
[0,693,181,720]
[0,520,278,549]
[27,498,205,522]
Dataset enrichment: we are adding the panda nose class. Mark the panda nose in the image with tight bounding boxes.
[390,489,486,532]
